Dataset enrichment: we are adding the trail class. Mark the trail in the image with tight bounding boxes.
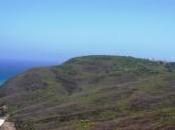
[1,122,16,130]
[0,116,16,130]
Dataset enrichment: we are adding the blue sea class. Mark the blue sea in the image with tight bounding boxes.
[0,65,27,86]
[0,79,5,85]
[0,70,22,86]
[0,60,54,86]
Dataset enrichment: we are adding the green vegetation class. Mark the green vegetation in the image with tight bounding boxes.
[0,55,175,130]
[76,120,94,130]
[15,120,36,130]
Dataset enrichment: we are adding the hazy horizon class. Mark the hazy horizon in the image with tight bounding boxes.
[1,0,175,62]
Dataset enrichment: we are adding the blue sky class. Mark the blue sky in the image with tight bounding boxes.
[0,0,175,63]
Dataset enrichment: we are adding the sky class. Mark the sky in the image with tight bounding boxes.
[0,0,175,63]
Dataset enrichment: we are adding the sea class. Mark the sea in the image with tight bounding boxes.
[0,60,55,86]
[0,68,22,86]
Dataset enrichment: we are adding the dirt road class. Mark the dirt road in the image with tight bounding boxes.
[1,122,16,130]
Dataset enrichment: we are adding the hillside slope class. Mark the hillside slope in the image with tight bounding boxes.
[0,55,175,130]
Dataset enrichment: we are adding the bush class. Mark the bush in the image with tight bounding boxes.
[15,119,36,130]
[76,120,94,130]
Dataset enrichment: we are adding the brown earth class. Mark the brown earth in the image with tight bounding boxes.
[1,122,16,130]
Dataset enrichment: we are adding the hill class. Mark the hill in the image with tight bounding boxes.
[0,55,175,130]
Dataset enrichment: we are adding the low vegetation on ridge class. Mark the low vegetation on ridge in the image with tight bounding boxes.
[0,55,175,130]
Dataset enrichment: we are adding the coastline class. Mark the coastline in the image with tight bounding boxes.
[0,80,6,86]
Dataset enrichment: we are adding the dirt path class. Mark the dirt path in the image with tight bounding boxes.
[1,122,16,130]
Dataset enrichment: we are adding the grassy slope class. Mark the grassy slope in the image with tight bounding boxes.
[0,55,175,130]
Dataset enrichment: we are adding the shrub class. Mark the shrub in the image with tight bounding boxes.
[76,120,94,130]
[15,119,36,130]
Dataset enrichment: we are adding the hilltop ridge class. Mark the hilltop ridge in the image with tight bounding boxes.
[0,55,175,130]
